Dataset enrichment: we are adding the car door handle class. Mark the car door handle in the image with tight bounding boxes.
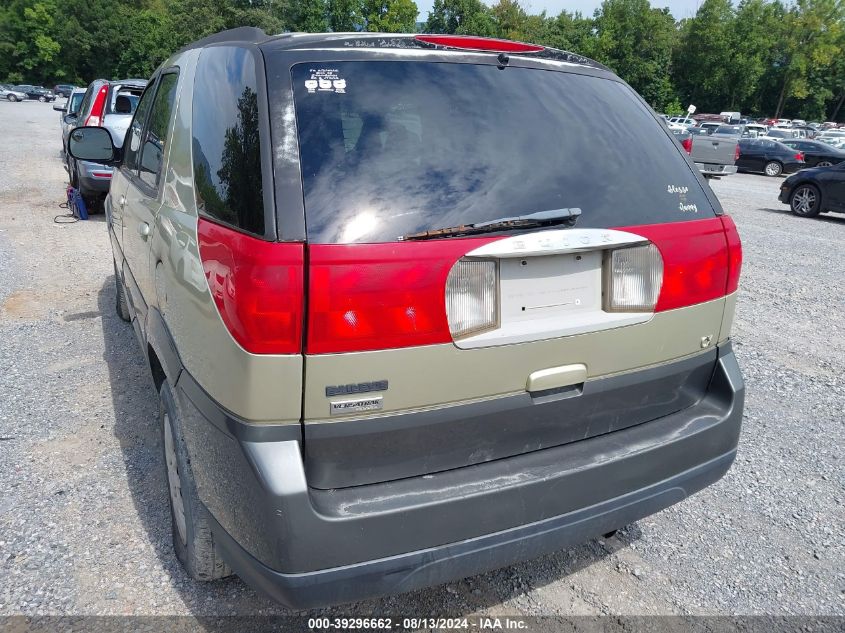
[138,222,150,239]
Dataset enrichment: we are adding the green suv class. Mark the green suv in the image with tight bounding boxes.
[67,28,744,608]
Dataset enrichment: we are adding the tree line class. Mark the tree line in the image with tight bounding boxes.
[2,0,843,120]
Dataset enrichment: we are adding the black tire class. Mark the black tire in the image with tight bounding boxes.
[69,159,79,189]
[159,382,232,581]
[114,262,131,322]
[789,183,822,218]
[817,160,833,167]
[38,95,46,102]
[7,94,17,102]
[764,161,783,177]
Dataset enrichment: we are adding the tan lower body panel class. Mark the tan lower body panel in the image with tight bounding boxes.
[304,295,727,421]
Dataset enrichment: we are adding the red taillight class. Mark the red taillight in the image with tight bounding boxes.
[197,218,304,354]
[795,152,804,162]
[734,144,741,161]
[306,239,496,354]
[681,136,693,155]
[720,215,742,294]
[84,85,108,127]
[92,172,112,178]
[415,34,544,53]
[622,218,730,312]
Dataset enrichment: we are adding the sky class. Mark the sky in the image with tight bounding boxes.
[416,0,707,22]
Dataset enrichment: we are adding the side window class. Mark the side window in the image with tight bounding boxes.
[139,73,179,190]
[192,46,264,235]
[78,85,95,120]
[123,79,157,173]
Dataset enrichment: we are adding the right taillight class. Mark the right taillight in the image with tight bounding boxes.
[84,85,108,127]
[734,144,741,161]
[604,244,663,312]
[720,215,742,294]
[681,136,693,155]
[621,218,731,312]
[445,259,499,338]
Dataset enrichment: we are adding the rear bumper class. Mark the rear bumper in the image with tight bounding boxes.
[695,162,738,176]
[76,160,112,194]
[174,344,744,609]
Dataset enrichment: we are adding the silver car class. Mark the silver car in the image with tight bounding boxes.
[66,78,146,206]
[54,88,87,158]
[1,86,27,102]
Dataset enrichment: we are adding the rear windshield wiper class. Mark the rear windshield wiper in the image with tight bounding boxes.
[400,208,582,241]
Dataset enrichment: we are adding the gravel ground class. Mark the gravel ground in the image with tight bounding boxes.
[0,100,843,619]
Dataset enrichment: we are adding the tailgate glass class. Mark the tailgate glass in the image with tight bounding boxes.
[289,61,716,244]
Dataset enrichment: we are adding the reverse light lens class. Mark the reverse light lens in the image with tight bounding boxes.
[446,259,498,338]
[605,244,663,312]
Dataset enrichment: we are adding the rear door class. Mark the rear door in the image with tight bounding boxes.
[120,72,180,335]
[273,55,735,489]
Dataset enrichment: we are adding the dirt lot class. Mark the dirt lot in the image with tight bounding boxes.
[0,100,843,618]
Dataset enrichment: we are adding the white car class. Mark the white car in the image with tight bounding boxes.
[1,87,27,102]
[744,124,768,138]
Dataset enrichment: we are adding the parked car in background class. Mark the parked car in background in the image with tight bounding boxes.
[66,78,146,205]
[669,123,738,177]
[13,85,56,101]
[67,28,744,609]
[1,86,27,102]
[744,123,768,138]
[54,87,88,158]
[780,139,845,168]
[697,121,722,134]
[736,138,805,176]
[779,162,845,217]
[53,84,76,98]
[720,111,742,123]
[763,128,799,142]
[818,130,845,144]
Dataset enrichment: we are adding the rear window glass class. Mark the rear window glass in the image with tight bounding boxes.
[289,61,714,244]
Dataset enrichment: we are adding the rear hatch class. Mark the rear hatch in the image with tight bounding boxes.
[102,82,146,148]
[272,49,739,489]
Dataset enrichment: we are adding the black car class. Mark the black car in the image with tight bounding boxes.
[53,84,75,98]
[780,139,845,168]
[736,138,805,176]
[779,162,845,217]
[13,84,56,101]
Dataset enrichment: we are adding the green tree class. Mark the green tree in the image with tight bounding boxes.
[592,0,677,110]
[425,0,495,37]
[363,0,418,32]
[542,10,595,55]
[281,0,328,32]
[328,0,364,31]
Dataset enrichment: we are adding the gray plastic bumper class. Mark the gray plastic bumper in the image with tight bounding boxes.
[175,344,744,608]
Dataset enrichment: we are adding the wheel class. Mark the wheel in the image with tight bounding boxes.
[160,381,232,581]
[7,94,17,102]
[113,261,131,322]
[764,161,783,176]
[38,95,46,102]
[817,160,833,167]
[789,183,822,218]
[69,159,79,189]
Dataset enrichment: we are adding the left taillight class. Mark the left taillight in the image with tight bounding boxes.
[681,136,693,155]
[734,143,741,161]
[197,218,304,354]
[306,238,496,354]
[84,85,108,127]
[795,152,805,162]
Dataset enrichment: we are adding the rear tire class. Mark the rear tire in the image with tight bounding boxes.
[38,95,46,102]
[764,161,783,177]
[789,183,822,218]
[7,94,17,102]
[114,262,131,322]
[817,160,833,167]
[160,382,232,581]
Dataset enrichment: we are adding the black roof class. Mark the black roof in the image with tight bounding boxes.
[178,28,607,72]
